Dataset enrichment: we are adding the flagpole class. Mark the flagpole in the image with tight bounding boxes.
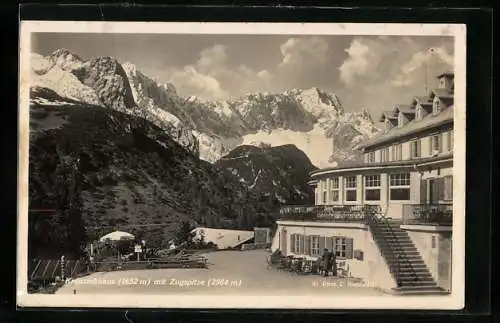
[424,61,428,95]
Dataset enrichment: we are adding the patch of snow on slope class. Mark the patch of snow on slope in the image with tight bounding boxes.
[242,124,335,168]
[193,131,242,163]
[248,169,262,190]
[31,98,75,106]
[31,66,102,106]
[31,53,53,75]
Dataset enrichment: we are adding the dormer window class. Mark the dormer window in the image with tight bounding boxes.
[398,113,404,127]
[415,107,422,120]
[366,151,375,163]
[433,99,441,114]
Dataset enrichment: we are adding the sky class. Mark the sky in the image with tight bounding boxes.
[32,33,454,122]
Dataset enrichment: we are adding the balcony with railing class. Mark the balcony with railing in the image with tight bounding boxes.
[278,205,381,223]
[402,203,453,226]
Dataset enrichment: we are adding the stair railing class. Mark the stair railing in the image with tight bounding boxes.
[363,205,418,287]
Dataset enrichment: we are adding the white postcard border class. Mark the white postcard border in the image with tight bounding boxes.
[17,21,466,310]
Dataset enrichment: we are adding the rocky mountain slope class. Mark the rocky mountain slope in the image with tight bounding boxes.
[31,49,199,156]
[30,49,381,168]
[28,93,277,257]
[216,144,317,205]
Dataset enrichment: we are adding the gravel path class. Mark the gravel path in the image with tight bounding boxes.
[56,250,386,296]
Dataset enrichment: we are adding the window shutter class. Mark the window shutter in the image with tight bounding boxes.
[305,235,311,255]
[448,176,453,200]
[290,234,295,253]
[417,139,421,156]
[430,180,437,203]
[332,236,338,255]
[429,137,433,155]
[346,238,354,259]
[439,134,443,152]
[298,235,304,254]
[420,180,427,203]
[437,178,445,200]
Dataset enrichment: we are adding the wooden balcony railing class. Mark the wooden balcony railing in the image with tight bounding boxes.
[402,203,453,226]
[279,205,381,223]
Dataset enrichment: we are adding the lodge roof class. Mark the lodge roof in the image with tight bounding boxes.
[360,105,454,150]
[310,152,453,178]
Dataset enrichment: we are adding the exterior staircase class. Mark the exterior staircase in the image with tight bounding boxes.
[366,210,448,295]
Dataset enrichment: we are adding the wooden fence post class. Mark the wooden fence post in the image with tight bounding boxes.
[60,255,65,281]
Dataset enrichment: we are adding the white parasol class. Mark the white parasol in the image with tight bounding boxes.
[99,230,135,242]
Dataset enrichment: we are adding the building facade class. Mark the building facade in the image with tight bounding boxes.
[271,72,455,294]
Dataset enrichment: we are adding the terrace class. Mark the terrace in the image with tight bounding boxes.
[402,203,453,226]
[279,203,453,226]
[278,205,381,223]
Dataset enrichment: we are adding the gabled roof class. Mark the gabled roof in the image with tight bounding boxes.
[191,227,254,249]
[359,106,454,150]
[437,72,454,79]
[379,110,398,122]
[393,104,414,114]
[411,96,433,107]
[430,88,454,100]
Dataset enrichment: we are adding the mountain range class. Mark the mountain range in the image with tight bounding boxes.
[30,49,381,168]
[27,48,380,256]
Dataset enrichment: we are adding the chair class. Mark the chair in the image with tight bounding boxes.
[336,261,349,277]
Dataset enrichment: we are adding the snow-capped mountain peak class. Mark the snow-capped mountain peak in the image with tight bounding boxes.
[29,48,380,168]
[48,48,85,72]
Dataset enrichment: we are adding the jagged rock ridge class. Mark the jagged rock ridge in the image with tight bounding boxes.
[30,49,381,168]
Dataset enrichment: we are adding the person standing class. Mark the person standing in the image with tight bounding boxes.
[321,248,330,277]
[329,250,337,277]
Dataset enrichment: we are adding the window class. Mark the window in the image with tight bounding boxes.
[381,147,390,162]
[330,177,339,202]
[430,134,443,154]
[332,236,354,259]
[311,236,321,256]
[443,176,453,201]
[389,173,411,200]
[322,191,327,204]
[391,144,402,161]
[344,176,357,201]
[431,236,437,249]
[433,99,441,114]
[291,234,304,254]
[366,151,375,163]
[411,139,421,158]
[364,175,381,201]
